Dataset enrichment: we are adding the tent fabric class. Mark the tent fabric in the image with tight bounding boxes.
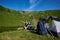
[49,20,60,37]
[44,23,49,29]
[53,18,60,22]
[54,20,60,33]
[50,20,60,33]
[49,20,57,32]
[36,19,48,35]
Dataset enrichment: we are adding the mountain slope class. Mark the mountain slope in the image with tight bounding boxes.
[0,5,60,27]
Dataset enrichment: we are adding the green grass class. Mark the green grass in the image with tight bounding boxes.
[0,26,18,33]
[0,6,60,26]
[0,30,60,40]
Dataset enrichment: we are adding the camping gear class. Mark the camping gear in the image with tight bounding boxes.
[27,23,33,30]
[36,18,48,35]
[44,23,49,29]
[36,16,60,37]
[49,18,60,37]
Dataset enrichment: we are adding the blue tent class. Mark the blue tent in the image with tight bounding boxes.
[36,19,48,35]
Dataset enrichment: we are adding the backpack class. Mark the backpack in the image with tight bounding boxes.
[36,19,48,35]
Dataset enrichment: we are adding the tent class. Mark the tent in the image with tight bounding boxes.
[36,16,60,36]
[36,18,48,35]
[49,18,60,37]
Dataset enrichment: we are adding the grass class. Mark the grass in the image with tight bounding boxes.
[0,6,60,26]
[0,6,60,40]
[0,30,58,40]
[0,30,60,40]
[0,26,18,33]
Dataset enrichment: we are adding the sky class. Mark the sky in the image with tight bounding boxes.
[0,0,60,11]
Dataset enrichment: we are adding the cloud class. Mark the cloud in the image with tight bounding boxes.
[25,0,42,11]
[29,0,38,5]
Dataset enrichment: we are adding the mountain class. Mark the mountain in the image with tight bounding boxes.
[0,5,60,27]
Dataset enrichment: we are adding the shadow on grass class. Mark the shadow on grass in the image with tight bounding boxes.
[30,29,59,38]
[0,26,23,33]
[30,29,41,35]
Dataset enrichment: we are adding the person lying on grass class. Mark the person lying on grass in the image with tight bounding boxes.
[24,20,33,30]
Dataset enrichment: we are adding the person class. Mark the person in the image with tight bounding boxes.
[24,20,33,30]
[24,20,28,30]
[27,22,33,30]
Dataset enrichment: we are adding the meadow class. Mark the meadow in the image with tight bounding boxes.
[0,5,60,40]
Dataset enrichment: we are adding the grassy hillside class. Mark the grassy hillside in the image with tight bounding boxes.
[0,30,60,40]
[0,6,60,27]
[0,5,60,31]
[0,6,60,40]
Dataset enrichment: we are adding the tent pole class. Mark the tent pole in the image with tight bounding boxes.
[47,28,55,40]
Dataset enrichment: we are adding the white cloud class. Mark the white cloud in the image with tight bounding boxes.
[29,0,38,5]
[25,0,42,11]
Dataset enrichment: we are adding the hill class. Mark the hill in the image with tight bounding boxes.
[0,5,60,27]
[0,5,60,40]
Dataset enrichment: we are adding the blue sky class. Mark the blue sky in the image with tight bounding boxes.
[0,0,60,11]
